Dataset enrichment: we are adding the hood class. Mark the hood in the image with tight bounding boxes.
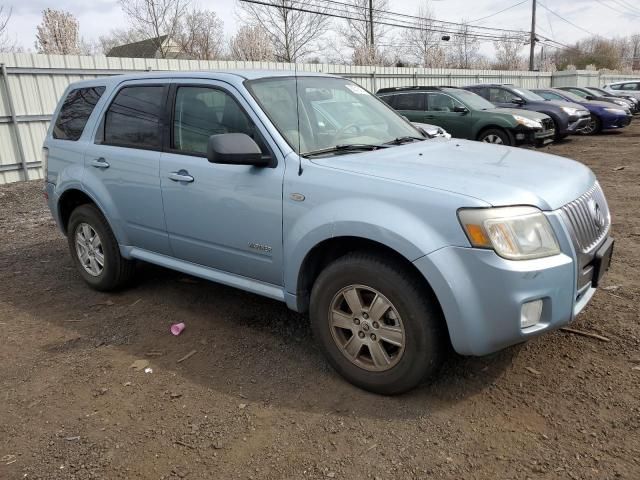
[583,99,627,109]
[490,107,549,120]
[311,139,595,211]
[544,100,589,111]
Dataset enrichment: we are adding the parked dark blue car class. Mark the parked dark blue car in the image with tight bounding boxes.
[533,88,632,135]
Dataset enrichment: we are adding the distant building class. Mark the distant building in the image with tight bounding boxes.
[107,35,186,59]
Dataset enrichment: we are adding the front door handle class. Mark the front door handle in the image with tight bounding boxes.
[168,170,194,183]
[91,158,110,169]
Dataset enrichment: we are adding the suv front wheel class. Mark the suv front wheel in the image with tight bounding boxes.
[478,128,513,146]
[310,253,445,395]
[67,204,136,291]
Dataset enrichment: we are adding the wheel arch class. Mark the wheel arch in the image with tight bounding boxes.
[292,236,444,319]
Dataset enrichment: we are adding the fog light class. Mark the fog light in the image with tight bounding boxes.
[515,133,525,140]
[521,299,543,329]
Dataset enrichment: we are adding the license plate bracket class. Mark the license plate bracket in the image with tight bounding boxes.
[592,238,614,288]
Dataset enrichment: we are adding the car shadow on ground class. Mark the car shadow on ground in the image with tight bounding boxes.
[1,238,519,421]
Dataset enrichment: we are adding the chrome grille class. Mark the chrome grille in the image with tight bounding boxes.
[561,182,611,253]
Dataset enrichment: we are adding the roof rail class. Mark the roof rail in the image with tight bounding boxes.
[376,85,461,94]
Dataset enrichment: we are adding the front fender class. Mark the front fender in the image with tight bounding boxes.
[283,197,468,295]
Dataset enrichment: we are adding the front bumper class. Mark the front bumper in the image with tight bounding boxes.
[512,126,554,147]
[602,113,632,130]
[414,209,611,357]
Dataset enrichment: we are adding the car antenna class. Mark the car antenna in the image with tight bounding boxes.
[294,49,303,175]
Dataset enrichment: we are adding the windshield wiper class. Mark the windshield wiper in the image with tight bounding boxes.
[303,144,387,157]
[384,136,426,145]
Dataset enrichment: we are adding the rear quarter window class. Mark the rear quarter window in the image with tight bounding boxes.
[53,86,105,141]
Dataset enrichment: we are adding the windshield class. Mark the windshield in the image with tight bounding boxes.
[245,76,423,154]
[552,89,584,103]
[446,88,495,110]
[512,87,546,102]
[586,87,608,96]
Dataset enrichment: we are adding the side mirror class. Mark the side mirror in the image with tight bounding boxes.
[207,133,269,167]
[511,97,525,105]
[586,95,595,100]
[453,105,469,114]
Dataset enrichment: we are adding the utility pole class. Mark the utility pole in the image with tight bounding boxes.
[529,0,537,71]
[369,0,374,48]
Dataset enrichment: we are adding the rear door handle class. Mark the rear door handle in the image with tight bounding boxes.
[168,170,194,183]
[91,158,110,169]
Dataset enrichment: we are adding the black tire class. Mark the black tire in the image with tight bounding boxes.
[478,128,513,146]
[67,204,135,291]
[552,118,566,141]
[309,253,446,395]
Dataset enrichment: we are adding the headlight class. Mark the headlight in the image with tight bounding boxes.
[513,115,542,129]
[613,100,628,107]
[604,108,627,115]
[458,206,560,260]
[561,106,578,115]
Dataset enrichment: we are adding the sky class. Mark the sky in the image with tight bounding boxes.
[4,0,640,55]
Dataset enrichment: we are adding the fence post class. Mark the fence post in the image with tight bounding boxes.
[372,70,377,92]
[413,70,418,85]
[1,63,29,181]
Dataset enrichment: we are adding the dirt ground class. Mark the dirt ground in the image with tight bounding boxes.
[1,123,639,480]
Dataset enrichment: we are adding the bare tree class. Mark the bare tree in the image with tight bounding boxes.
[228,25,274,61]
[175,8,224,60]
[449,22,481,69]
[118,0,190,58]
[98,28,145,55]
[0,6,17,52]
[405,2,446,67]
[238,0,330,63]
[339,0,390,65]
[493,35,525,70]
[35,9,81,54]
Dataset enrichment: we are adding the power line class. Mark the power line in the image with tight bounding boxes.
[468,0,528,24]
[537,3,603,39]
[606,0,640,16]
[262,0,529,42]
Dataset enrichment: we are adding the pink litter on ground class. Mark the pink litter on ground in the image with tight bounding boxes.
[170,323,185,336]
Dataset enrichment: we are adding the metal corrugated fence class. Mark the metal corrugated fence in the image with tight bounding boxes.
[0,52,637,184]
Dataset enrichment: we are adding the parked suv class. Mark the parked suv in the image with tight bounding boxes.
[44,72,614,394]
[377,86,555,147]
[532,88,632,134]
[464,84,591,140]
[585,86,640,114]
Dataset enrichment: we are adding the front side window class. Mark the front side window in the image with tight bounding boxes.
[427,92,464,112]
[53,86,105,141]
[488,87,518,103]
[104,85,165,150]
[172,86,257,155]
[568,88,588,98]
[246,76,422,154]
[609,84,621,90]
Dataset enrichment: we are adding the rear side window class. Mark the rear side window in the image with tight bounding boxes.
[394,93,424,111]
[103,85,165,150]
[53,86,105,141]
[622,83,639,91]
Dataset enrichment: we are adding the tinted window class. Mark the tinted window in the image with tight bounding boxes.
[427,92,464,112]
[567,88,588,98]
[394,93,424,111]
[379,94,397,108]
[622,82,639,91]
[53,86,105,141]
[173,87,257,155]
[609,84,621,90]
[104,86,165,149]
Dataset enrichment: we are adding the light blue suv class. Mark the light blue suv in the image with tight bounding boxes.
[43,71,614,394]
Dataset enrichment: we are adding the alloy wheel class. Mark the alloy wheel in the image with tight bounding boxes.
[75,222,104,276]
[329,285,405,372]
[482,134,503,144]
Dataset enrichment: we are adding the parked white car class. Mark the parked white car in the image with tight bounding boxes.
[603,80,640,100]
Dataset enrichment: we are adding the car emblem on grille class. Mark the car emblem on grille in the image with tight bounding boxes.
[588,198,606,232]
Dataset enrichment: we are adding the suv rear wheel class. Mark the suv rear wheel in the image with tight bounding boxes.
[67,204,136,291]
[478,128,513,146]
[309,253,445,395]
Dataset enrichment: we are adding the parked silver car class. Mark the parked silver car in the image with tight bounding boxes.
[603,80,640,101]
